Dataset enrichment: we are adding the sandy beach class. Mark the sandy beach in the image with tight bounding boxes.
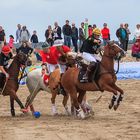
[0,50,140,140]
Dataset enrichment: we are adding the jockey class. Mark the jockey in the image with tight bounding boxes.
[40,40,70,94]
[0,45,13,80]
[52,40,71,94]
[53,40,71,74]
[80,28,102,82]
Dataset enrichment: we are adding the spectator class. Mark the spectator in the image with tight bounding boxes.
[45,25,54,46]
[31,30,39,48]
[84,18,89,39]
[20,26,30,43]
[53,22,62,41]
[31,30,41,62]
[0,26,6,52]
[101,23,110,46]
[116,24,128,51]
[8,35,15,54]
[16,24,22,43]
[88,25,93,37]
[131,37,140,61]
[62,20,72,47]
[71,23,78,52]
[92,24,97,30]
[16,41,33,55]
[134,24,140,42]
[79,22,86,50]
[124,23,131,51]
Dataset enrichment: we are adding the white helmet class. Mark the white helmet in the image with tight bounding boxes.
[54,39,64,47]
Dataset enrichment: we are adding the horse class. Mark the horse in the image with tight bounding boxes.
[24,53,77,116]
[61,41,126,119]
[0,52,31,116]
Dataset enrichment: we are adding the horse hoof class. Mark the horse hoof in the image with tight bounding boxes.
[113,104,119,111]
[11,110,15,117]
[109,103,113,109]
[77,109,85,119]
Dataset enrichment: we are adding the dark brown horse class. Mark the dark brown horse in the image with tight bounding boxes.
[61,41,126,119]
[0,53,31,116]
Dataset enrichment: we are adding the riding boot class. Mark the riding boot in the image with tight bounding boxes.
[82,62,97,82]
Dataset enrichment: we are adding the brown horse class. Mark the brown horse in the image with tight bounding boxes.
[0,53,31,116]
[61,41,126,119]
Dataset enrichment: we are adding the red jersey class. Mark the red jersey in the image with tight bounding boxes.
[101,27,110,39]
[52,45,71,61]
[88,28,93,37]
[40,46,70,64]
[39,47,57,64]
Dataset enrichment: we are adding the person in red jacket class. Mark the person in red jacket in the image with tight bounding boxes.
[101,23,110,46]
[40,41,70,94]
[131,37,140,61]
[53,40,71,74]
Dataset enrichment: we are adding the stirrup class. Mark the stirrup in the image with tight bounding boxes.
[80,75,88,83]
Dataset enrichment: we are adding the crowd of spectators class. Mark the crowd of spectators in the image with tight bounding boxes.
[0,21,140,61]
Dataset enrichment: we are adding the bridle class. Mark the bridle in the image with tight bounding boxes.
[100,43,124,74]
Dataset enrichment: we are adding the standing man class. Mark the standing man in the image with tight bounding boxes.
[116,24,128,51]
[101,23,110,46]
[79,22,86,51]
[71,23,78,52]
[84,18,89,39]
[0,26,6,52]
[16,24,22,43]
[124,23,131,51]
[53,22,62,41]
[45,25,54,46]
[62,20,72,48]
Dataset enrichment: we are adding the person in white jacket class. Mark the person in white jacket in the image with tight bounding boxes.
[134,24,140,38]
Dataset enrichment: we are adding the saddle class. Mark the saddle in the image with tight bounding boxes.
[78,62,100,83]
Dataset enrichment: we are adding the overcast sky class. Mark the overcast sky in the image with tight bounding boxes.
[0,0,140,41]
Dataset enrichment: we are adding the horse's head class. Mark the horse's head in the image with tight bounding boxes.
[65,52,78,67]
[104,41,126,59]
[16,52,32,67]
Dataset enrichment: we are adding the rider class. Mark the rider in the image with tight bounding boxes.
[40,40,71,93]
[0,45,13,80]
[80,28,102,83]
[40,43,58,76]
[53,40,71,94]
[53,40,71,74]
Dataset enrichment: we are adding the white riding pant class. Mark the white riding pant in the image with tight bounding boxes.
[82,52,101,63]
[47,63,58,74]
[58,64,66,74]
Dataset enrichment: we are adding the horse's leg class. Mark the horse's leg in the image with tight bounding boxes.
[112,84,124,110]
[10,92,27,113]
[51,92,58,115]
[10,96,15,117]
[103,85,118,109]
[69,89,85,119]
[29,104,35,115]
[25,89,39,114]
[62,94,70,115]
[70,98,76,115]
[77,91,87,113]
